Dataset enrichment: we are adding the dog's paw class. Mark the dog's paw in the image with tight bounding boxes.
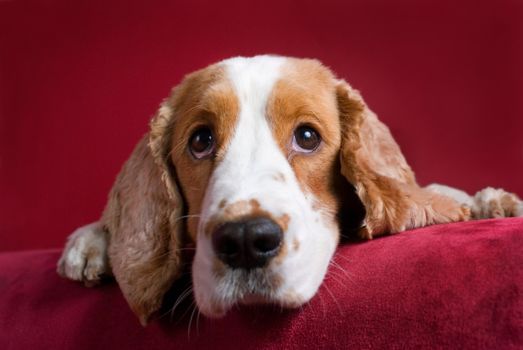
[57,222,110,286]
[472,187,523,219]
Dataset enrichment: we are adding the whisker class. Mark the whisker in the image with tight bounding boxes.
[175,247,197,252]
[330,261,357,287]
[325,270,346,287]
[187,301,198,340]
[143,249,183,263]
[318,290,327,320]
[176,297,198,327]
[175,287,194,309]
[330,260,352,279]
[137,212,203,263]
[196,307,202,336]
[332,253,353,264]
[164,285,193,322]
[174,214,202,223]
[158,285,192,321]
[324,284,343,317]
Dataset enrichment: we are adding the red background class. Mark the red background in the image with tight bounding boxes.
[1,0,522,251]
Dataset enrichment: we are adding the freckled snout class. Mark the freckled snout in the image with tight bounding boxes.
[212,217,283,269]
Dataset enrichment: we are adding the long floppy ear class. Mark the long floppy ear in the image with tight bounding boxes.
[336,80,469,239]
[101,101,183,326]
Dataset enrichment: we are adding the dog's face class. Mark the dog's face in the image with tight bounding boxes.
[166,56,349,317]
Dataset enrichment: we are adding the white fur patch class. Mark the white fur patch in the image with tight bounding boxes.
[426,183,475,208]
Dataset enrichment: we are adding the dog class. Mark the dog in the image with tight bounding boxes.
[57,55,523,325]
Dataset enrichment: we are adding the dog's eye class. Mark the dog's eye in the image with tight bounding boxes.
[293,125,321,152]
[189,127,215,159]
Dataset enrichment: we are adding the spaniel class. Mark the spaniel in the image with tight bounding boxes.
[57,55,523,325]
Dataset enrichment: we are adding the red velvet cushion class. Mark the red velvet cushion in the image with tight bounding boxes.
[2,218,522,349]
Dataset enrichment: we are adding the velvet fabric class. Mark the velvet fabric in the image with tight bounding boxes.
[2,218,522,349]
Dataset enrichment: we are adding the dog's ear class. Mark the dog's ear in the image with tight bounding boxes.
[336,80,469,238]
[101,101,184,326]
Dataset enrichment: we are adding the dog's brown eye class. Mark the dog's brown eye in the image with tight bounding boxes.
[293,125,321,152]
[189,127,215,159]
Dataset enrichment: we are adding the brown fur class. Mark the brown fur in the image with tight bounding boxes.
[101,64,239,325]
[336,80,470,238]
[292,238,300,251]
[267,59,344,231]
[101,136,183,326]
[168,65,239,241]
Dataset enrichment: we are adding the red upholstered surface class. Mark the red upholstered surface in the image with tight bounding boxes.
[1,218,523,349]
[1,0,523,251]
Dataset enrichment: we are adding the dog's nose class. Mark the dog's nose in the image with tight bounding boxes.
[212,217,283,269]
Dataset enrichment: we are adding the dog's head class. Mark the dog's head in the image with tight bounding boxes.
[168,56,356,317]
[107,55,398,324]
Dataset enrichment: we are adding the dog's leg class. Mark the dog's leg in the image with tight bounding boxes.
[357,182,471,239]
[427,184,523,219]
[57,222,111,286]
[402,184,471,231]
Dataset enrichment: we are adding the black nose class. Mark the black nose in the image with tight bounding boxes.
[212,217,283,269]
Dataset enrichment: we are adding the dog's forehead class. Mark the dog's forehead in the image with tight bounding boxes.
[218,55,336,103]
[220,55,287,102]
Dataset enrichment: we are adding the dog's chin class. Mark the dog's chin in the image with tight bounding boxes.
[196,290,311,319]
[237,284,309,308]
[193,267,312,318]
